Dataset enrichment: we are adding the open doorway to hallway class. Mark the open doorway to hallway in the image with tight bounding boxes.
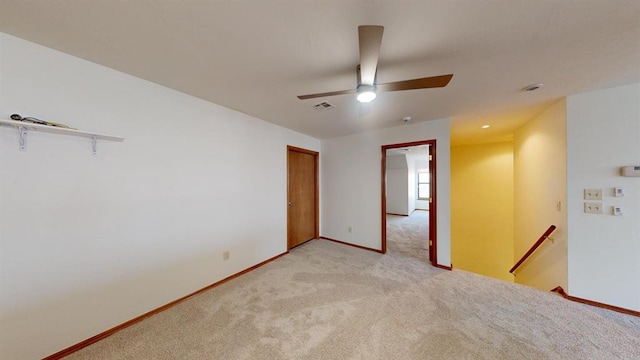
[381,140,436,265]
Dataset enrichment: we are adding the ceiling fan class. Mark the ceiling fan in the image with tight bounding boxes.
[297,25,453,103]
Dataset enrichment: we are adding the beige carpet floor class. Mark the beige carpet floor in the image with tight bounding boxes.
[386,210,430,260]
[65,211,639,359]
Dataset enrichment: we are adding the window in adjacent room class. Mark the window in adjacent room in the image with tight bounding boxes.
[417,169,430,200]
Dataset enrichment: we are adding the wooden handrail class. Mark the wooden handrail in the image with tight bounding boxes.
[510,225,557,274]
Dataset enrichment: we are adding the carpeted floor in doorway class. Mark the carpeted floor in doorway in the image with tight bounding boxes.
[66,212,639,359]
[386,210,430,259]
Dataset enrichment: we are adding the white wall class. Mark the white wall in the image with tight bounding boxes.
[321,119,451,266]
[0,33,320,359]
[385,155,409,215]
[407,156,417,213]
[513,99,567,291]
[566,83,640,311]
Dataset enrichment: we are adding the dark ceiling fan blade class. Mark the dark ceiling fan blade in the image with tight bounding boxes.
[358,25,384,86]
[376,74,453,92]
[297,88,357,100]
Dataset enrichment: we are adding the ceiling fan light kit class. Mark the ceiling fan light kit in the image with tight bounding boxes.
[297,25,453,103]
[356,84,376,103]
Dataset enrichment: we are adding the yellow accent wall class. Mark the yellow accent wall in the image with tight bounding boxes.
[451,142,514,282]
[513,99,567,291]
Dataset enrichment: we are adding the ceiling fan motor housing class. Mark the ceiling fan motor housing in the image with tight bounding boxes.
[356,65,377,102]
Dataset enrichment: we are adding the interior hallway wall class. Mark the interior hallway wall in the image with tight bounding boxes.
[406,155,417,214]
[385,154,410,215]
[321,119,451,266]
[566,83,640,312]
[451,141,514,282]
[0,33,320,359]
[513,99,567,292]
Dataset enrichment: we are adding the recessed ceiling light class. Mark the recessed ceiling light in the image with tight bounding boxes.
[523,83,544,92]
[481,124,491,129]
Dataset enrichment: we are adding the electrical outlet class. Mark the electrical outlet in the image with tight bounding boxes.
[584,189,602,200]
[223,251,230,261]
[612,206,623,216]
[584,202,603,214]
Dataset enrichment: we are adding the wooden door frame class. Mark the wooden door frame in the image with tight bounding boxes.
[381,140,437,266]
[287,145,319,250]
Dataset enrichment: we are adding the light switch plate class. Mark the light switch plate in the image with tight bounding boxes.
[584,189,603,200]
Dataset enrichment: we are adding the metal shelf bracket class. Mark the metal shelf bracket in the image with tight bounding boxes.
[92,135,98,156]
[19,126,27,151]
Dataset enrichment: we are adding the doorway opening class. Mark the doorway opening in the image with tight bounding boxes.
[287,146,319,250]
[381,140,437,265]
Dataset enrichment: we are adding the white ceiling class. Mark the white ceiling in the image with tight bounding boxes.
[1,1,638,144]
[387,145,429,157]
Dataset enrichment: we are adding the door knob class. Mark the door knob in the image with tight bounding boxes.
[288,202,293,207]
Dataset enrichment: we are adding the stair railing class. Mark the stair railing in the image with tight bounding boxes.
[510,225,557,274]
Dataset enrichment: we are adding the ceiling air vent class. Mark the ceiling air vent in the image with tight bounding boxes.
[313,101,335,110]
